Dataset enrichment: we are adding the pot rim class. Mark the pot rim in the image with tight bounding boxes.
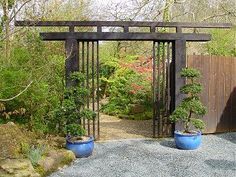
[174,130,201,136]
[66,136,94,144]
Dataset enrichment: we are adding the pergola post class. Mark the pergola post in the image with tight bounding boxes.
[65,38,79,88]
[174,39,187,131]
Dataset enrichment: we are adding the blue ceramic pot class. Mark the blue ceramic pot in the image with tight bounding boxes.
[66,136,94,158]
[174,131,202,150]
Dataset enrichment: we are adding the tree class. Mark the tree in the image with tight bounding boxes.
[0,0,94,132]
[0,0,32,63]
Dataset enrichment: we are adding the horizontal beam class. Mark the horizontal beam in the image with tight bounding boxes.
[39,32,211,42]
[15,21,232,29]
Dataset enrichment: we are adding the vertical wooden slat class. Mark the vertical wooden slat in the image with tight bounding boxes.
[202,55,210,133]
[86,42,90,136]
[92,41,96,138]
[222,56,231,132]
[214,57,219,131]
[218,55,225,132]
[161,42,165,136]
[211,55,218,132]
[168,42,173,136]
[96,41,100,139]
[152,41,157,138]
[157,42,161,136]
[231,59,236,132]
[199,55,210,133]
[206,55,212,132]
[164,42,170,136]
[78,42,80,71]
[162,42,166,109]
[82,41,86,129]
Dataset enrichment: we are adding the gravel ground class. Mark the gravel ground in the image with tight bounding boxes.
[50,133,236,177]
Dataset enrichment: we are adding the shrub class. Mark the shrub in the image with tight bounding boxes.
[169,68,207,133]
[0,32,65,133]
[101,56,152,118]
[52,72,96,137]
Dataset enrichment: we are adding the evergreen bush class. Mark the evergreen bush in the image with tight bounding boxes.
[170,68,207,133]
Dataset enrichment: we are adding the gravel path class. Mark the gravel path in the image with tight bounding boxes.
[50,133,236,177]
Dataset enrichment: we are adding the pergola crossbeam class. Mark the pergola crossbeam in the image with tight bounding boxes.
[15,21,232,29]
[40,32,211,42]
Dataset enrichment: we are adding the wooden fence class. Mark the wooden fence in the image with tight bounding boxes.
[188,55,236,133]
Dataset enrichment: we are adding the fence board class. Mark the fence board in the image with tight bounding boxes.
[231,60,236,131]
[188,55,236,133]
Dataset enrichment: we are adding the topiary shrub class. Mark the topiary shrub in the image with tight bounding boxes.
[169,67,207,133]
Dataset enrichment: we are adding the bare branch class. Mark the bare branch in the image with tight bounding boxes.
[201,12,233,22]
[0,81,33,102]
[10,0,32,22]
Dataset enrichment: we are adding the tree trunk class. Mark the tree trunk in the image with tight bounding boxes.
[3,0,11,63]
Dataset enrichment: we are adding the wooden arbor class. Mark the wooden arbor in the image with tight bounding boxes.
[15,21,232,139]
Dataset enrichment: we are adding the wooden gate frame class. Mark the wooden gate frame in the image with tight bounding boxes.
[15,21,232,139]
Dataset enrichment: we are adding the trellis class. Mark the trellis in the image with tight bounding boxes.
[15,21,232,139]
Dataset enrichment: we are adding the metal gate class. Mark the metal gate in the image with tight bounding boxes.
[153,41,174,138]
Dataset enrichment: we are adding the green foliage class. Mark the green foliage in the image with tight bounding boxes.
[180,68,201,78]
[0,31,65,133]
[101,64,152,118]
[170,67,207,133]
[191,118,205,130]
[0,0,94,135]
[52,72,96,137]
[180,83,202,95]
[80,109,96,120]
[206,28,236,57]
[69,72,86,83]
[64,124,85,137]
[99,51,153,119]
[169,107,189,122]
[181,98,207,116]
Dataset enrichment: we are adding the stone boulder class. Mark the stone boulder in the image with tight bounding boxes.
[37,149,76,176]
[0,122,76,177]
[0,159,40,177]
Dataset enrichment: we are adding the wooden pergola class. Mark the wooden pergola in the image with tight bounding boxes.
[15,21,232,139]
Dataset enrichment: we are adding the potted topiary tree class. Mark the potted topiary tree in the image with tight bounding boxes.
[54,72,96,157]
[169,67,207,150]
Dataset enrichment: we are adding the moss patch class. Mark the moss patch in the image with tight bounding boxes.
[0,122,30,160]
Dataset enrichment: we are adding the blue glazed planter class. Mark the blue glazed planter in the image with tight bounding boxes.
[66,136,94,158]
[174,131,202,150]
